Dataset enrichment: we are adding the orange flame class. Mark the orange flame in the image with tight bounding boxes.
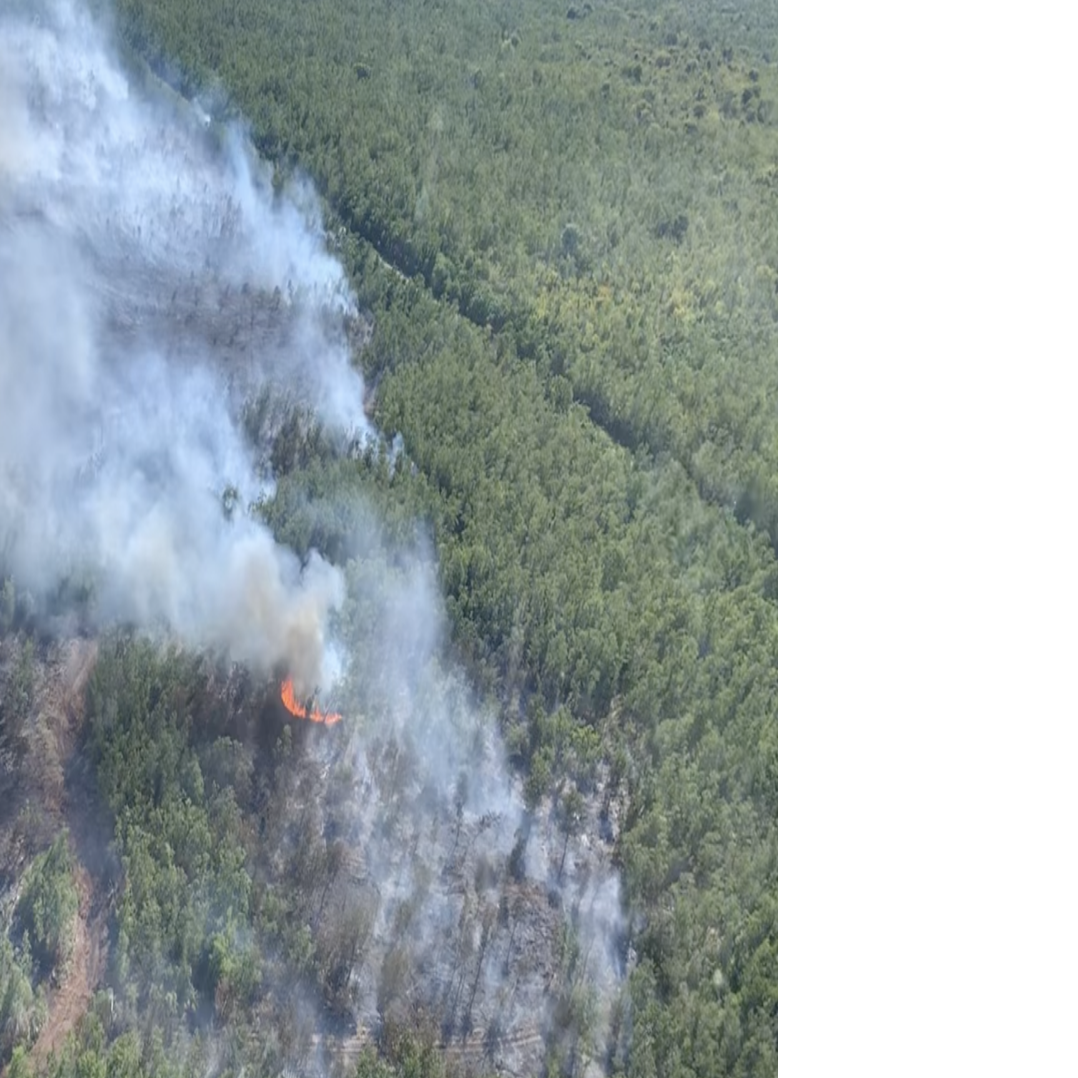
[280,678,342,725]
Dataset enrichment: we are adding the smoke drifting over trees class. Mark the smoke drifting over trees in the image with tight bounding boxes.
[0,0,368,695]
[0,3,628,1072]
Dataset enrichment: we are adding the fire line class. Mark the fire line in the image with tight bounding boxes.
[280,677,342,725]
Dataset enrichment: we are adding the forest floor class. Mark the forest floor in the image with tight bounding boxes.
[25,638,111,1073]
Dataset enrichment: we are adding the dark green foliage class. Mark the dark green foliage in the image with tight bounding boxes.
[111,0,778,545]
[0,578,15,634]
[256,248,778,1075]
[86,640,255,1024]
[16,833,79,973]
[2,640,35,735]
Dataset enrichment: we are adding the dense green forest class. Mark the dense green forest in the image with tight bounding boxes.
[116,0,778,546]
[0,0,776,1076]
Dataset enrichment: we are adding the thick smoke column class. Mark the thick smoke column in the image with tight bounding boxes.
[0,1,369,693]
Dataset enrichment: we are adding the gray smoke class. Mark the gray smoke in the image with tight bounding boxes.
[272,518,629,1070]
[0,0,370,694]
[0,2,626,1068]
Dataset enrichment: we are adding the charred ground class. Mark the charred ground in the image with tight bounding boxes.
[0,629,624,1078]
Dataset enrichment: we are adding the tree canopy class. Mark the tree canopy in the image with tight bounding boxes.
[0,0,777,1074]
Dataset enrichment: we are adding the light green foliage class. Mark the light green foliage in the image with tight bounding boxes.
[36,1017,198,1078]
[0,934,47,1062]
[6,1046,33,1078]
[353,1047,399,1078]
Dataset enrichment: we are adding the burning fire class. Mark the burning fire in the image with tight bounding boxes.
[280,678,342,725]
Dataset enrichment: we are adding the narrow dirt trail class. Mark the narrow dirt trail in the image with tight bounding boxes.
[19,639,108,1073]
[26,863,108,1070]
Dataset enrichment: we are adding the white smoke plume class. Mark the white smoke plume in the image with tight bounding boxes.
[275,519,629,1068]
[0,2,627,1068]
[0,0,370,694]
